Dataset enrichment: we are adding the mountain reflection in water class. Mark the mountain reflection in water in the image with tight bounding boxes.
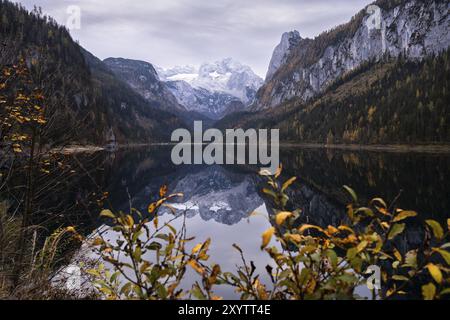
[72,146,449,298]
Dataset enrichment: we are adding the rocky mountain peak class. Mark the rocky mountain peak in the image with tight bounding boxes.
[255,0,450,110]
[266,30,302,81]
[156,58,263,119]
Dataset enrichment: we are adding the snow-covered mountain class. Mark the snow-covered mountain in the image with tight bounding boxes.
[164,80,245,120]
[157,58,263,119]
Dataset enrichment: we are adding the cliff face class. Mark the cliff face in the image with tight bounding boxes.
[255,0,450,110]
[103,58,186,114]
[265,31,302,81]
[0,1,188,145]
[165,80,245,120]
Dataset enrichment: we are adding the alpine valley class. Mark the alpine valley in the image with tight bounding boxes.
[1,0,449,146]
[1,0,450,302]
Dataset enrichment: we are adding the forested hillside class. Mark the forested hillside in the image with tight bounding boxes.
[254,0,449,111]
[217,50,450,144]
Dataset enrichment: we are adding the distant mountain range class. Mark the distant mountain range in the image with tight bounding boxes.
[157,58,263,104]
[105,57,263,120]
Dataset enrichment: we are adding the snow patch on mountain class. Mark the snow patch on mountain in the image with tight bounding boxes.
[157,58,263,105]
[157,58,263,119]
[266,30,302,81]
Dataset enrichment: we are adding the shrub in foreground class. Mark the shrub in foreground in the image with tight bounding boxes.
[86,167,450,300]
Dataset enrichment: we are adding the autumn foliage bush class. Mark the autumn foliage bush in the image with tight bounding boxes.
[87,166,450,300]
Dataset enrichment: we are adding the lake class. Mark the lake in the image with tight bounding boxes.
[70,146,450,299]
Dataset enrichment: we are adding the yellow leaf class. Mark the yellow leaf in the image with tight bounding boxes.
[301,245,317,254]
[259,169,272,176]
[327,225,339,235]
[65,226,76,233]
[261,227,275,249]
[274,164,282,179]
[377,207,391,216]
[356,240,368,253]
[298,224,324,234]
[426,263,443,284]
[125,215,134,227]
[159,185,167,198]
[286,233,302,243]
[92,237,104,246]
[393,211,417,222]
[433,248,450,265]
[338,225,355,234]
[275,211,292,225]
[388,223,405,240]
[393,248,402,262]
[426,220,444,240]
[187,260,204,275]
[281,177,297,192]
[380,222,390,229]
[192,243,203,254]
[100,209,115,219]
[343,185,358,202]
[422,283,436,300]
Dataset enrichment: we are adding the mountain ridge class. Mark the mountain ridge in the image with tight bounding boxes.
[254,0,450,110]
[110,57,264,120]
[0,0,187,145]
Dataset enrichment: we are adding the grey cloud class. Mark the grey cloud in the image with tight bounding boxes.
[15,0,373,76]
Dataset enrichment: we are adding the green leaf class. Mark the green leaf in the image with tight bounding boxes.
[404,250,418,268]
[422,282,436,300]
[86,269,101,277]
[191,285,206,300]
[388,223,405,240]
[347,247,358,260]
[133,247,142,262]
[155,234,170,241]
[156,284,168,299]
[147,242,162,251]
[343,185,358,202]
[325,249,338,268]
[393,211,417,222]
[426,220,444,240]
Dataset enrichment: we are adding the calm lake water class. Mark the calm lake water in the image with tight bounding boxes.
[72,146,450,299]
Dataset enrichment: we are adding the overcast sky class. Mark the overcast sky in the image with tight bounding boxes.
[16,0,373,77]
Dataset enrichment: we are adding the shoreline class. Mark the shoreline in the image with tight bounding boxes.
[279,143,450,154]
[54,143,450,155]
